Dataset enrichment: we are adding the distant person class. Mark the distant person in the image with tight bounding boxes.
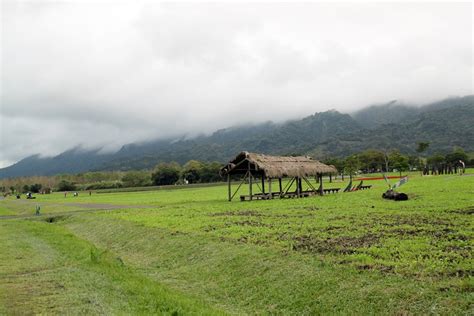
[64,192,67,198]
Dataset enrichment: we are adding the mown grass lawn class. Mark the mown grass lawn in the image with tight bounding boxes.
[0,171,472,314]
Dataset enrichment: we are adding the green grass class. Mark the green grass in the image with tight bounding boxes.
[0,171,472,314]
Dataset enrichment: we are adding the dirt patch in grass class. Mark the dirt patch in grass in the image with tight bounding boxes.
[448,207,474,215]
[292,234,380,255]
[209,210,262,217]
[442,245,472,259]
[356,264,394,274]
[227,220,274,228]
[445,269,474,278]
[379,214,453,227]
[44,215,70,223]
[209,209,316,219]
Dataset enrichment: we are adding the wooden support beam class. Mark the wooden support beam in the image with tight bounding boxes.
[296,177,301,197]
[249,169,253,201]
[279,178,283,193]
[268,178,272,199]
[282,177,296,197]
[261,177,265,195]
[319,174,323,195]
[230,171,248,201]
[227,174,231,201]
[303,177,317,192]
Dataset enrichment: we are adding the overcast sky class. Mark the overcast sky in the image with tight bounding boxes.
[1,1,472,167]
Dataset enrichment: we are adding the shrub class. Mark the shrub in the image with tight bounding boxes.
[57,180,77,191]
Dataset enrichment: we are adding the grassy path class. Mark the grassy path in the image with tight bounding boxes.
[0,220,222,315]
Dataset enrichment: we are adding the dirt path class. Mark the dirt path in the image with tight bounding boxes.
[0,201,152,220]
[0,206,151,220]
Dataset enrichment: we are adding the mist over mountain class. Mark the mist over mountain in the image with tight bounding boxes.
[0,96,473,179]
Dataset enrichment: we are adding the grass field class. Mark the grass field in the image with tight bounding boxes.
[0,171,472,314]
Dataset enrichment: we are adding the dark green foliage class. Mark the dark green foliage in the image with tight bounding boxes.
[182,160,204,184]
[84,181,123,190]
[357,150,386,172]
[344,155,361,176]
[22,184,29,193]
[416,142,430,154]
[57,180,77,191]
[407,155,422,170]
[445,148,468,164]
[151,162,181,185]
[352,100,420,128]
[182,161,223,183]
[199,162,223,183]
[29,183,42,193]
[389,151,410,176]
[121,171,151,187]
[427,154,445,167]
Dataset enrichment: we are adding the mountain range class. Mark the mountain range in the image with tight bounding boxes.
[1,95,473,178]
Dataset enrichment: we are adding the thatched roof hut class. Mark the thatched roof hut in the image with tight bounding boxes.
[221,151,337,178]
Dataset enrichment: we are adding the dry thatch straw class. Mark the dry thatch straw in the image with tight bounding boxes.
[221,151,337,178]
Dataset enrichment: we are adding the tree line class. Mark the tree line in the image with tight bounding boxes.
[323,146,470,177]
[1,146,471,194]
[0,160,223,193]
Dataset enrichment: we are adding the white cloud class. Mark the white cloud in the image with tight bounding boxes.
[0,1,472,167]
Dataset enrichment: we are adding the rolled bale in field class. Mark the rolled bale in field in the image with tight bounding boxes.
[382,189,408,201]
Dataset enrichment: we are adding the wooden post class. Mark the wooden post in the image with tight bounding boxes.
[227,174,231,201]
[319,174,323,195]
[268,178,272,199]
[261,176,265,195]
[279,178,283,194]
[249,167,253,201]
[296,177,300,197]
[329,174,332,183]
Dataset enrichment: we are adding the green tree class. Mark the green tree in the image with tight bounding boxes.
[389,151,409,177]
[57,180,77,191]
[121,170,151,187]
[357,150,385,172]
[416,142,430,154]
[344,155,361,179]
[416,142,430,175]
[182,160,204,184]
[151,162,181,185]
[407,155,422,171]
[29,183,43,193]
[200,162,223,183]
[445,148,468,165]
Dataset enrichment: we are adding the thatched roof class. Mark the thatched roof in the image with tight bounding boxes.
[220,151,337,178]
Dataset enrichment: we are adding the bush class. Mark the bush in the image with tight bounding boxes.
[22,184,30,193]
[121,171,151,187]
[151,162,181,185]
[57,180,77,191]
[84,181,123,190]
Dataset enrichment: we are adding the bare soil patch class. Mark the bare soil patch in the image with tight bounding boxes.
[292,234,380,255]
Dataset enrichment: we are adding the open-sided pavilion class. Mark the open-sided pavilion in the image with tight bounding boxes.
[220,152,338,201]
